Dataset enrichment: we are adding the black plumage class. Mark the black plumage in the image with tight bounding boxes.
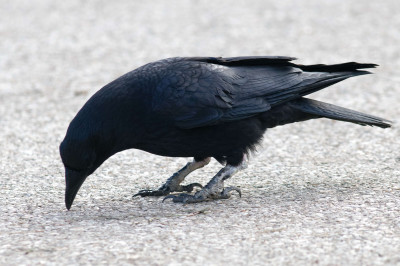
[60,56,391,209]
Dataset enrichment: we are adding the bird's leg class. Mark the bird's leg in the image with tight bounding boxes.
[163,160,248,203]
[133,157,211,197]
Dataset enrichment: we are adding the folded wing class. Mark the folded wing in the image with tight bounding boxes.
[152,56,376,129]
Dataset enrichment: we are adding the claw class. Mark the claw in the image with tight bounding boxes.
[133,192,146,198]
[162,194,179,203]
[132,190,149,197]
[221,186,241,199]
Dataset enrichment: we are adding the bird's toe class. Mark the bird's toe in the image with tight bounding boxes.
[180,182,203,192]
[133,188,170,197]
[162,193,205,203]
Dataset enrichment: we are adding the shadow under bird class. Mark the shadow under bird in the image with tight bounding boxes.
[60,56,391,210]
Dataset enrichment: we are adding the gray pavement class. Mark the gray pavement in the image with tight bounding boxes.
[0,0,399,265]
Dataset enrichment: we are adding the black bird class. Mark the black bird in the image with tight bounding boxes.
[60,56,391,210]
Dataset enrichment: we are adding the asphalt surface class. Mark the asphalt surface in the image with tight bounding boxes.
[1,0,399,265]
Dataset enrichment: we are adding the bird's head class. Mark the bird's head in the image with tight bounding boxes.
[60,104,136,210]
[60,75,146,210]
[59,103,117,210]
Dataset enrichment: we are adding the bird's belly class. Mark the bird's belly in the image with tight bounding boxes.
[137,117,266,158]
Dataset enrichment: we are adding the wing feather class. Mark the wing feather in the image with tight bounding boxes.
[151,57,373,129]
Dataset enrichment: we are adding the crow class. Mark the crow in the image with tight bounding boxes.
[60,56,391,210]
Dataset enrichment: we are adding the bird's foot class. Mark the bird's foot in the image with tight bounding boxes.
[163,162,246,203]
[133,183,203,197]
[133,158,210,198]
[163,186,241,203]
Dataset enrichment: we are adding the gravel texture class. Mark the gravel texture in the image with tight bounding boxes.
[1,0,399,265]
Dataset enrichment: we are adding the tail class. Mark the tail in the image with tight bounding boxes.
[267,62,379,106]
[289,98,392,128]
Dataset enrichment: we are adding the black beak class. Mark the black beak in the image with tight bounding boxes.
[65,167,87,210]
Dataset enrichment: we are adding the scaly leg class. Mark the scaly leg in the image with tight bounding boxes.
[133,157,211,197]
[163,160,248,203]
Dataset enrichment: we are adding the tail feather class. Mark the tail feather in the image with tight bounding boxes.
[289,98,392,128]
[267,71,371,106]
[296,62,378,72]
